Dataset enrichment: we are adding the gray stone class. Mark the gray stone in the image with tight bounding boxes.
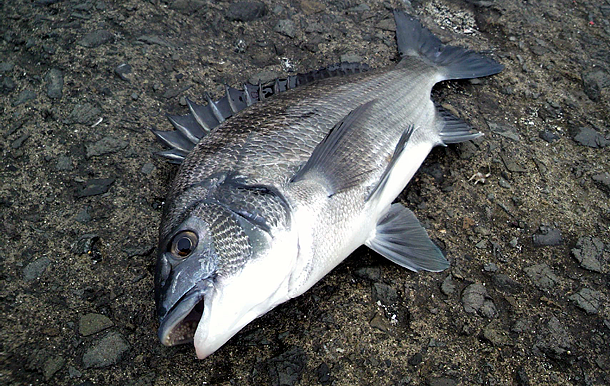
[532,227,563,246]
[75,207,91,224]
[274,19,296,38]
[137,35,174,48]
[572,127,608,148]
[82,332,130,368]
[79,313,114,336]
[45,68,64,99]
[592,172,610,196]
[12,89,36,106]
[226,1,266,22]
[524,263,558,291]
[582,70,609,102]
[75,178,115,198]
[55,156,72,171]
[11,133,29,149]
[78,30,113,48]
[572,236,606,272]
[43,355,65,380]
[0,61,14,73]
[23,257,51,282]
[441,275,456,295]
[488,122,520,141]
[569,288,602,315]
[86,137,128,158]
[462,283,497,318]
[539,130,560,143]
[69,103,101,125]
[169,0,207,14]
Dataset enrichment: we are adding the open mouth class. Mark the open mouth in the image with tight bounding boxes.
[158,288,207,346]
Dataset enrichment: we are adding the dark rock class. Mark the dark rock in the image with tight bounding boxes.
[315,362,331,384]
[11,133,29,149]
[12,90,36,106]
[69,103,101,125]
[539,130,560,143]
[248,70,280,85]
[592,172,610,196]
[462,283,497,318]
[572,236,606,272]
[515,366,531,386]
[82,332,130,368]
[114,63,132,82]
[43,356,65,380]
[23,257,51,282]
[524,263,558,291]
[569,288,602,315]
[354,266,381,281]
[534,316,574,362]
[75,178,115,198]
[86,137,128,158]
[137,35,174,48]
[1,75,16,94]
[226,1,266,22]
[274,19,296,38]
[582,70,609,102]
[408,352,423,366]
[79,313,114,336]
[492,273,523,294]
[169,0,207,14]
[572,127,609,148]
[78,30,113,48]
[428,377,458,386]
[372,282,398,306]
[44,68,63,99]
[255,346,306,386]
[532,226,562,246]
[71,234,99,255]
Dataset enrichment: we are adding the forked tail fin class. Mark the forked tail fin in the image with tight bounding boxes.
[393,10,504,81]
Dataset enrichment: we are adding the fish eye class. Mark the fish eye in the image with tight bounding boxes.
[169,231,198,258]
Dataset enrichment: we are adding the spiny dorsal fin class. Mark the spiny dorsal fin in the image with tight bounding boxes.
[152,62,370,164]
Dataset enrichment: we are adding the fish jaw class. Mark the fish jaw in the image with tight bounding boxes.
[193,228,299,359]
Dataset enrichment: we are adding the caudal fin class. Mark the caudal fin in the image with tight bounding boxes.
[393,10,504,81]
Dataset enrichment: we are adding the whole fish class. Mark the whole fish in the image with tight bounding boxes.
[152,10,503,359]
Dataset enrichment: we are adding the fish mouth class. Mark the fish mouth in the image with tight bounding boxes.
[158,282,212,346]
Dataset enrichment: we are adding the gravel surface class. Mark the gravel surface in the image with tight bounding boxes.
[1,0,609,385]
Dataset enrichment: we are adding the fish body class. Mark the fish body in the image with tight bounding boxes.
[153,11,503,359]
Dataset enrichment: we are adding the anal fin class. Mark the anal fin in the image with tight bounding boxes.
[365,203,449,272]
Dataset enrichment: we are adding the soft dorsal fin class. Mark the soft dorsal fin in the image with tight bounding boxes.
[151,62,370,164]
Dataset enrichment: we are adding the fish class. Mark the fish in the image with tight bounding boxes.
[152,10,503,359]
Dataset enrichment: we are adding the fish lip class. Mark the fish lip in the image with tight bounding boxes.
[158,280,213,346]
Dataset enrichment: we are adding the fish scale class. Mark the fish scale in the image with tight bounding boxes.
[152,10,503,359]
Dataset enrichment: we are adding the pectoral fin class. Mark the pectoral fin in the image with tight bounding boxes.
[365,203,449,272]
[291,100,376,196]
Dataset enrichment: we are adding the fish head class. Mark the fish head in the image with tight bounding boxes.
[155,196,296,359]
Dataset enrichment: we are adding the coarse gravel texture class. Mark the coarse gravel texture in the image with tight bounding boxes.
[1,0,609,385]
